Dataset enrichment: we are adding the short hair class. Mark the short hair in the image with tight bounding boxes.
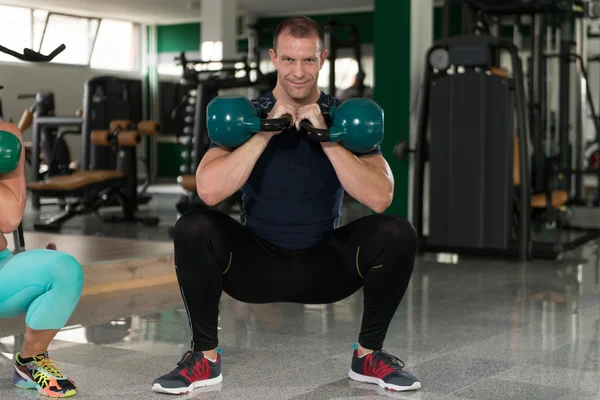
[273,16,325,53]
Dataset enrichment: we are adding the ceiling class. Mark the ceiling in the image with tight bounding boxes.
[8,0,374,24]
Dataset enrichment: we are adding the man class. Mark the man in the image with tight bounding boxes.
[152,16,421,395]
[0,123,83,398]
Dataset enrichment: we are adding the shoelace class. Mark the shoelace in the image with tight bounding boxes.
[371,350,406,372]
[175,351,205,377]
[33,355,64,378]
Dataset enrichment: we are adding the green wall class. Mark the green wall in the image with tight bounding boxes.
[155,23,201,178]
[374,0,411,217]
[157,142,187,178]
[157,23,201,53]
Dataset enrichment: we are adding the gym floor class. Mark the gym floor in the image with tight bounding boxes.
[1,188,600,399]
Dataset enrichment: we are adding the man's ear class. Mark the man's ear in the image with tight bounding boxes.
[269,49,278,68]
[320,49,328,68]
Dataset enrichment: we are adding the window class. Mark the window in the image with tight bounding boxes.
[318,58,360,89]
[0,5,32,62]
[317,57,374,93]
[0,5,139,71]
[158,63,184,76]
[39,13,99,65]
[90,19,137,71]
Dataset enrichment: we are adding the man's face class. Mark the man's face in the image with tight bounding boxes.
[269,32,327,101]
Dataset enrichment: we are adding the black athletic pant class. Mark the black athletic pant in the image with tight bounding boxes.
[172,208,417,352]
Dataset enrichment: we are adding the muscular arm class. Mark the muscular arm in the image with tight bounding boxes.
[196,132,274,206]
[321,143,394,213]
[0,123,27,233]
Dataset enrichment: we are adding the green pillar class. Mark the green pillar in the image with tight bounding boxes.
[374,0,412,217]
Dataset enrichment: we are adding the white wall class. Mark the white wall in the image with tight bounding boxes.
[0,61,143,170]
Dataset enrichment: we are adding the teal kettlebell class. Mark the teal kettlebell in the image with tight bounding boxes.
[300,98,384,153]
[206,95,292,148]
[0,130,22,175]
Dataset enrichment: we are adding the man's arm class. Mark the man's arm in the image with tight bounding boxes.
[321,143,394,213]
[196,100,297,206]
[196,132,274,206]
[0,123,27,233]
[296,103,394,213]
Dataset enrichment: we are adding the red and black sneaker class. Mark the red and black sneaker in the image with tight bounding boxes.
[349,347,421,392]
[152,350,223,395]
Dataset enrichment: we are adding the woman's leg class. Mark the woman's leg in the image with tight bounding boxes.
[0,248,83,398]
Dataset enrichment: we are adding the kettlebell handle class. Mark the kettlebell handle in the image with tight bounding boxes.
[300,120,330,142]
[261,115,293,131]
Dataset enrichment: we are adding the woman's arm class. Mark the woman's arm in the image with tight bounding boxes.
[0,122,26,233]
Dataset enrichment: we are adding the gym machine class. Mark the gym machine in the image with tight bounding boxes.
[398,1,600,261]
[28,115,84,209]
[399,33,600,261]
[18,91,81,180]
[461,0,600,209]
[26,76,149,212]
[82,76,152,206]
[29,120,160,232]
[467,1,600,231]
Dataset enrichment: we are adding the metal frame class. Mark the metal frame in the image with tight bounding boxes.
[323,19,364,97]
[12,223,25,254]
[38,12,102,66]
[413,36,530,261]
[30,116,84,209]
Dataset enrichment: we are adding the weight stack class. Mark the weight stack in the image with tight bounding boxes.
[428,70,514,250]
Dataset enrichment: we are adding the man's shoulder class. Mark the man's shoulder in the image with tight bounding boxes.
[318,92,342,108]
[251,93,275,111]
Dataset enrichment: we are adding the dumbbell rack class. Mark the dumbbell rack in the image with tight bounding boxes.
[176,86,199,177]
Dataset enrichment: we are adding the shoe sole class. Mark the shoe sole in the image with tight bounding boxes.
[348,370,421,392]
[13,368,76,398]
[152,374,223,395]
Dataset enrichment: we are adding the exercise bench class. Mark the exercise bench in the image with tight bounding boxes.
[27,120,160,231]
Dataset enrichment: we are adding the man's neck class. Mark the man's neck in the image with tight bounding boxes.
[272,85,321,107]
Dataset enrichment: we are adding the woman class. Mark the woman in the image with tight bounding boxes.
[0,122,83,398]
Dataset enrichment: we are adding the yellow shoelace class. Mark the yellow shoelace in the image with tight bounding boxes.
[32,355,64,379]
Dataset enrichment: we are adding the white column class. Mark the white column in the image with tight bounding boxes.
[201,0,238,60]
[408,0,433,223]
[147,24,159,182]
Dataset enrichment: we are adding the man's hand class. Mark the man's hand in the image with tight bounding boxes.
[267,101,297,134]
[295,104,327,131]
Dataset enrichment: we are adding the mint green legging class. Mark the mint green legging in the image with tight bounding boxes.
[0,248,83,330]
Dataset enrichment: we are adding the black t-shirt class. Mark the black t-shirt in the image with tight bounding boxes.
[209,91,382,249]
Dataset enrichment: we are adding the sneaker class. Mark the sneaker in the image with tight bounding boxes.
[12,352,76,398]
[349,346,421,392]
[152,350,223,395]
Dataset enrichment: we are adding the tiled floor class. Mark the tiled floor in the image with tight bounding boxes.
[1,188,600,399]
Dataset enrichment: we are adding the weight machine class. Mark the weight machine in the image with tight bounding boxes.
[398,0,600,261]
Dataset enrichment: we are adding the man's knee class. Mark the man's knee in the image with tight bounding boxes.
[173,209,224,245]
[173,208,229,269]
[373,215,418,252]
